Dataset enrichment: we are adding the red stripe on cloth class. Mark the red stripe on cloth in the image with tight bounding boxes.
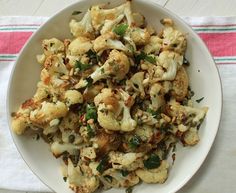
[192,24,236,27]
[198,32,236,57]
[0,59,15,62]
[0,32,33,54]
[1,28,236,63]
[216,62,236,65]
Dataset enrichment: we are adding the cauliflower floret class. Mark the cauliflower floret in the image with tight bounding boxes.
[67,159,99,193]
[44,54,68,75]
[59,112,80,131]
[144,36,163,54]
[93,132,121,155]
[130,27,150,45]
[134,109,158,126]
[132,12,145,27]
[127,72,145,98]
[30,101,68,124]
[51,141,81,157]
[11,99,39,135]
[93,32,130,54]
[123,33,137,52]
[157,51,183,81]
[69,10,94,38]
[97,103,121,131]
[67,36,93,56]
[167,101,208,131]
[83,84,104,103]
[183,127,200,145]
[149,83,164,111]
[109,151,143,171]
[161,18,187,54]
[171,66,189,101]
[11,114,29,135]
[119,89,137,132]
[90,49,130,82]
[80,147,96,160]
[94,88,121,131]
[94,88,120,110]
[90,1,134,31]
[89,162,100,176]
[95,88,136,132]
[101,168,139,188]
[100,14,125,34]
[135,160,169,183]
[42,38,64,56]
[33,81,49,102]
[36,54,46,64]
[64,90,83,106]
[135,125,153,142]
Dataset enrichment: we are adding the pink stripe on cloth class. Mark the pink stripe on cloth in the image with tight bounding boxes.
[198,33,236,57]
[0,32,33,54]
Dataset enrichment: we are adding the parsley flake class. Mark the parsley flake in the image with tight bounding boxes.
[196,97,204,103]
[72,11,82,15]
[113,24,128,36]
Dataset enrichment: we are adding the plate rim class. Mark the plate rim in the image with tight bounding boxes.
[6,0,223,192]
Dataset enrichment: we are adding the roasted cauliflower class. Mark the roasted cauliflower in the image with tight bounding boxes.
[12,2,208,193]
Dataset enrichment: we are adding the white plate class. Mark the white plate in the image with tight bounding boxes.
[7,0,222,193]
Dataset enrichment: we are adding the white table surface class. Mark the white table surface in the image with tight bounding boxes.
[0,0,235,193]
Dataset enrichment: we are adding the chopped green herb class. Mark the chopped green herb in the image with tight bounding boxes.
[69,151,80,167]
[134,52,156,64]
[147,108,161,119]
[126,187,133,193]
[113,24,128,36]
[96,156,109,174]
[85,77,93,88]
[187,87,195,99]
[134,51,146,64]
[145,55,156,64]
[101,68,105,74]
[128,135,141,149]
[181,98,188,106]
[183,57,190,66]
[196,97,204,103]
[160,123,172,133]
[75,60,92,71]
[119,79,126,85]
[68,134,75,143]
[137,118,143,125]
[72,10,82,15]
[35,133,40,140]
[11,112,16,117]
[104,175,113,183]
[86,49,100,65]
[87,124,95,138]
[85,104,97,121]
[143,154,161,169]
[159,142,169,160]
[63,177,67,182]
[172,144,176,152]
[121,170,129,177]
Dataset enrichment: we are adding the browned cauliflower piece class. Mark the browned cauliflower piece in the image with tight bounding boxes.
[90,49,130,82]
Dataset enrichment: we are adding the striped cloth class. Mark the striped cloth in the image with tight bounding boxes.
[1,17,236,64]
[0,16,235,192]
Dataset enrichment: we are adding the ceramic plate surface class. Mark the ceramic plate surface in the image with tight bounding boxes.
[7,0,222,193]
